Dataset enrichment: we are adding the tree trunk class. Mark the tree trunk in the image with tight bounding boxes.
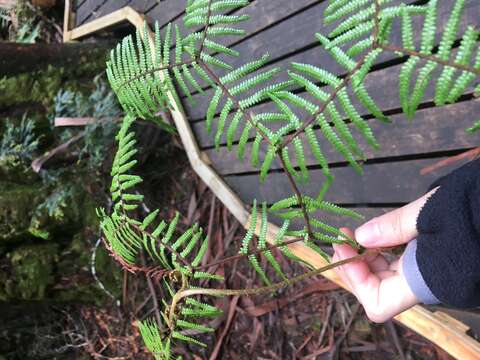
[0,42,112,76]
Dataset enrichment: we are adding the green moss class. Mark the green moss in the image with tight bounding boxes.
[0,58,107,111]
[0,181,44,243]
[3,243,58,300]
[0,66,65,109]
[0,153,38,183]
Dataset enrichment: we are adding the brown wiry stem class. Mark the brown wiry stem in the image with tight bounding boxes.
[279,54,370,149]
[195,234,323,271]
[198,60,275,145]
[140,252,163,329]
[372,0,381,46]
[103,216,193,273]
[197,0,214,55]
[379,43,480,76]
[278,153,315,239]
[130,223,194,272]
[117,59,197,90]
[167,250,379,327]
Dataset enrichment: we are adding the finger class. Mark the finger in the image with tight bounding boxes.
[389,259,400,272]
[376,270,396,280]
[355,188,438,247]
[333,244,419,323]
[366,254,390,272]
[332,243,371,287]
[332,250,356,294]
[363,273,419,323]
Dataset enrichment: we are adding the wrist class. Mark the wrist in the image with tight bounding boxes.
[402,240,440,305]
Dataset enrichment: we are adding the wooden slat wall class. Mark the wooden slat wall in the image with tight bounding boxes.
[75,0,172,27]
[72,0,480,227]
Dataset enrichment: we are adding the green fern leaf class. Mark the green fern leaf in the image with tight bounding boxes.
[206,87,223,133]
[281,146,300,181]
[435,26,478,105]
[260,145,276,182]
[172,331,207,348]
[139,319,171,360]
[237,122,252,160]
[250,133,262,168]
[240,200,257,254]
[176,319,214,333]
[215,99,234,149]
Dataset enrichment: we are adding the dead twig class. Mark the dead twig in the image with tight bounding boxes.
[31,132,84,172]
[385,320,406,360]
[328,303,360,360]
[140,252,163,331]
[209,295,240,360]
[420,147,480,175]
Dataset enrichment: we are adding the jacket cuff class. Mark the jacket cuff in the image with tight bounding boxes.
[403,240,440,305]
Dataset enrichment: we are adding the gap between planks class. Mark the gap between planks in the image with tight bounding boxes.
[62,3,480,359]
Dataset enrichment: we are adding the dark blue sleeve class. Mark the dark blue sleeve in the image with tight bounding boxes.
[414,158,480,307]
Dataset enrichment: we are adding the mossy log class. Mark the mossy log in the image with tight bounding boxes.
[0,42,112,76]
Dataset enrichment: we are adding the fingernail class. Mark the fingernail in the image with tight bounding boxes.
[356,219,380,246]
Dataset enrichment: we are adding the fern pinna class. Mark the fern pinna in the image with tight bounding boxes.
[99,0,479,358]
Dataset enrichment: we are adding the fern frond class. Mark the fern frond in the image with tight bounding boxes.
[283,63,384,173]
[139,319,171,360]
[436,26,479,105]
[270,195,362,221]
[176,319,214,333]
[239,202,292,285]
[182,298,223,318]
[387,0,479,122]
[172,331,207,348]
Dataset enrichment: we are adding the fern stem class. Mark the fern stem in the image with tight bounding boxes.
[372,0,381,46]
[197,0,215,55]
[168,249,379,327]
[117,59,197,90]
[198,60,274,145]
[379,43,480,76]
[280,53,370,149]
[278,152,315,239]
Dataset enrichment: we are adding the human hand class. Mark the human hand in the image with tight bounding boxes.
[332,189,437,322]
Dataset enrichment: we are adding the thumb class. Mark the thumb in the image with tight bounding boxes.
[355,188,438,248]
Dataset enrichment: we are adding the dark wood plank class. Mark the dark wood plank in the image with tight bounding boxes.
[182,0,478,120]
[203,98,480,175]
[130,0,159,13]
[170,0,322,50]
[75,0,87,10]
[146,0,187,29]
[223,156,469,205]
[159,0,321,78]
[75,0,107,26]
[92,0,132,20]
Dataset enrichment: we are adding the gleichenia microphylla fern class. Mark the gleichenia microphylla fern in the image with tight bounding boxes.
[98,0,479,358]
